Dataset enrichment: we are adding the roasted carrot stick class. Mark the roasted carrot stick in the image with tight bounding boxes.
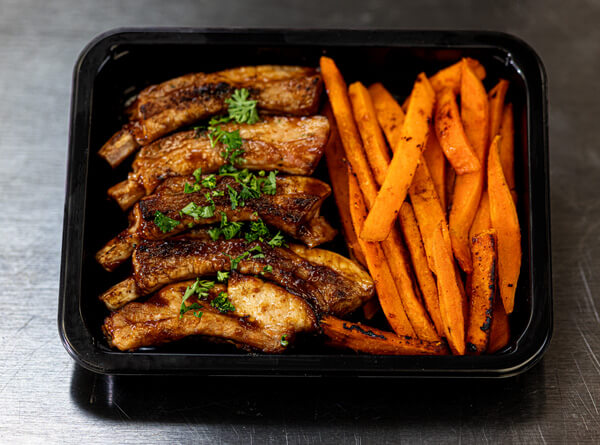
[488,297,511,353]
[435,87,481,175]
[499,103,516,201]
[348,172,415,337]
[402,58,487,109]
[368,82,405,148]
[349,82,391,186]
[320,57,379,209]
[323,104,367,267]
[409,160,452,272]
[398,202,445,337]
[423,129,447,212]
[361,73,435,241]
[469,190,491,241]
[321,316,448,355]
[488,79,509,144]
[432,224,466,355]
[488,135,521,314]
[466,229,497,354]
[448,59,490,273]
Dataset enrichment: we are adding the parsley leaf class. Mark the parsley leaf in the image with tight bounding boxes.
[227,185,240,210]
[280,335,289,347]
[153,211,179,233]
[201,174,217,189]
[245,219,270,243]
[261,265,273,275]
[267,231,286,248]
[208,227,221,241]
[184,182,202,194]
[217,271,230,282]
[211,292,236,313]
[180,279,215,318]
[249,244,265,259]
[225,88,260,124]
[193,168,203,183]
[261,170,278,195]
[227,251,250,270]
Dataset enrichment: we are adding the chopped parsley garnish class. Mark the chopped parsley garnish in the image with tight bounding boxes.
[261,170,278,195]
[267,231,286,248]
[227,251,250,270]
[180,193,215,220]
[217,271,230,282]
[225,88,260,124]
[211,292,235,313]
[193,167,203,183]
[180,279,215,318]
[208,212,244,241]
[280,335,289,347]
[261,265,273,275]
[227,185,240,210]
[184,182,202,194]
[153,211,179,233]
[245,219,270,243]
[249,244,265,259]
[201,174,217,189]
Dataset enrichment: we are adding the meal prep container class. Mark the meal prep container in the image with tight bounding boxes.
[59,28,551,377]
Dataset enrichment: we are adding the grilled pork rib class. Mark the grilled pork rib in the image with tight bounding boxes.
[96,175,336,271]
[99,240,374,312]
[108,116,330,210]
[103,274,317,352]
[99,65,323,167]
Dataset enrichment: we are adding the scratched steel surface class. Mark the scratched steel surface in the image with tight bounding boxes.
[1,0,599,443]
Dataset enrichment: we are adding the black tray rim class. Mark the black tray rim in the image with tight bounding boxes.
[59,27,552,378]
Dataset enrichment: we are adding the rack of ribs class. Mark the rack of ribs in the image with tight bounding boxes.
[107,115,330,210]
[99,239,375,312]
[96,175,336,271]
[103,273,318,352]
[99,65,323,167]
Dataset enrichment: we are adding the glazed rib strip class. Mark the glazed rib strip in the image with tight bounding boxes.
[99,65,323,167]
[108,116,331,210]
[103,274,317,352]
[99,239,374,313]
[96,175,336,271]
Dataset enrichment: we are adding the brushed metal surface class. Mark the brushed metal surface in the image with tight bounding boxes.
[1,0,599,443]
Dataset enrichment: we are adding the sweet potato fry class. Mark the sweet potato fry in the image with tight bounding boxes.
[349,82,391,186]
[382,229,441,342]
[361,73,435,241]
[368,82,405,148]
[499,103,516,200]
[323,104,367,266]
[445,160,456,213]
[320,57,379,209]
[448,59,490,273]
[488,135,521,314]
[466,230,497,354]
[348,172,415,337]
[469,190,491,240]
[321,316,449,355]
[435,88,481,174]
[398,202,445,337]
[423,130,447,212]
[402,58,487,108]
[489,79,509,144]
[409,160,452,272]
[432,224,466,355]
[488,297,511,353]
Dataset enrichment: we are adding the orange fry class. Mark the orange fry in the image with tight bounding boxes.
[488,297,511,353]
[469,190,491,241]
[368,82,405,148]
[349,82,391,186]
[466,230,497,354]
[323,104,367,267]
[488,79,509,144]
[432,224,466,355]
[423,130,447,211]
[321,316,448,355]
[320,57,379,209]
[499,103,516,200]
[449,59,490,272]
[488,135,521,314]
[361,73,435,241]
[399,202,445,337]
[435,87,481,174]
[348,173,415,337]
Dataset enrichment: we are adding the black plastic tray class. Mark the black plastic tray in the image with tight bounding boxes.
[59,28,551,377]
